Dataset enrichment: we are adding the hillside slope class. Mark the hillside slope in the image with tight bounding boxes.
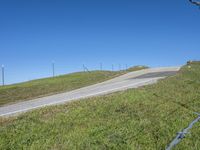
[0,63,200,149]
[0,66,147,106]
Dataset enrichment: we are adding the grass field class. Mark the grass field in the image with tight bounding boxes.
[0,66,148,106]
[0,62,200,149]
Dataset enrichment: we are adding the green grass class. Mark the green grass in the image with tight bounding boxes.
[126,65,148,72]
[0,62,200,150]
[0,66,147,106]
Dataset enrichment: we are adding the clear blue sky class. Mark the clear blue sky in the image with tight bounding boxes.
[0,0,200,84]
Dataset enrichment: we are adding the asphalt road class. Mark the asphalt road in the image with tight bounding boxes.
[0,67,180,117]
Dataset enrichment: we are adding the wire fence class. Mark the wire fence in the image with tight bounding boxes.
[166,112,200,150]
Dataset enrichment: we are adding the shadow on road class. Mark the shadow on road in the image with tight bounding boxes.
[128,71,177,80]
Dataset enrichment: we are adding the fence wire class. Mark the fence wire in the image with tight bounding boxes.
[166,112,200,150]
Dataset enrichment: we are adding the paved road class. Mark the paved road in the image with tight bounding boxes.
[0,67,180,117]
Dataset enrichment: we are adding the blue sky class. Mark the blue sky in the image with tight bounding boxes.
[0,0,200,84]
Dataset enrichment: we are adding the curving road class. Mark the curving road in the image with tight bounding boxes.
[0,67,180,117]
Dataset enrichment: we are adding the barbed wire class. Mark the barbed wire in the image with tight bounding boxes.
[189,0,200,7]
[166,112,200,150]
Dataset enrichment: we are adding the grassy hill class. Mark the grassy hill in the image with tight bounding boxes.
[0,66,147,106]
[0,62,200,149]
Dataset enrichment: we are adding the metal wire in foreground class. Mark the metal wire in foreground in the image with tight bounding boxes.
[166,112,200,150]
[189,0,200,6]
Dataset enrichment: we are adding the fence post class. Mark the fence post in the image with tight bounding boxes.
[100,63,102,71]
[112,64,114,71]
[1,65,4,86]
[52,61,55,77]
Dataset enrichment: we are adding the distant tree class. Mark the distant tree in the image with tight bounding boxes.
[189,0,200,7]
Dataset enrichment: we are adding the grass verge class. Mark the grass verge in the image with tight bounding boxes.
[0,63,200,149]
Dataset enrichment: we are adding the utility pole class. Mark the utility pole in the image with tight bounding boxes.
[112,64,114,71]
[1,65,4,86]
[52,61,55,77]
